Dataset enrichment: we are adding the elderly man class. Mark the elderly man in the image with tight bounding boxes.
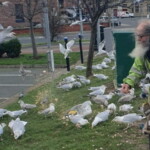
[121,19,150,93]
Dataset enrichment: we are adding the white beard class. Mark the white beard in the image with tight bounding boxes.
[129,43,149,58]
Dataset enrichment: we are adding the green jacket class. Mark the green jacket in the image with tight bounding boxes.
[123,57,150,87]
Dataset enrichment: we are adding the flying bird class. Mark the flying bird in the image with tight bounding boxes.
[70,19,86,26]
[59,40,75,59]
[95,40,108,56]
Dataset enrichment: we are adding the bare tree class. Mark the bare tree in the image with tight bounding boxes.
[23,0,43,59]
[78,0,128,77]
[47,0,62,42]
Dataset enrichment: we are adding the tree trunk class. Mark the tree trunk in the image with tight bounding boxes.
[86,23,97,78]
[29,20,38,59]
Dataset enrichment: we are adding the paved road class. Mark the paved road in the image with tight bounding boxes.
[0,68,47,100]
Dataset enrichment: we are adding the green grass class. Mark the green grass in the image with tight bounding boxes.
[0,52,80,66]
[0,55,149,150]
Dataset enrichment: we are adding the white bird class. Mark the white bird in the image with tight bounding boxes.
[119,104,133,112]
[68,101,92,118]
[103,57,111,64]
[63,75,76,83]
[118,94,136,103]
[88,85,107,91]
[8,118,27,140]
[57,83,73,91]
[0,108,7,118]
[107,103,117,113]
[0,24,4,30]
[38,103,55,116]
[0,26,15,43]
[75,65,86,70]
[59,40,75,59]
[18,100,37,110]
[68,114,89,127]
[0,123,6,139]
[89,85,107,96]
[100,62,109,69]
[1,1,10,6]
[95,40,108,56]
[92,64,102,70]
[92,110,111,128]
[91,96,108,106]
[72,81,82,88]
[70,19,86,26]
[6,110,27,118]
[112,113,144,124]
[93,74,108,80]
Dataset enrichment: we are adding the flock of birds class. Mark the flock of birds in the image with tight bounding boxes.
[57,39,150,130]
[1,36,150,141]
[0,99,55,140]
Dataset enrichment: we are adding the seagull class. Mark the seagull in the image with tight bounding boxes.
[91,96,108,106]
[89,85,107,96]
[18,100,37,110]
[118,94,136,103]
[119,104,133,113]
[0,123,6,140]
[92,110,111,128]
[19,64,32,79]
[75,65,86,70]
[63,75,76,83]
[8,118,27,140]
[59,40,75,59]
[107,103,117,113]
[57,83,73,91]
[68,101,92,118]
[1,1,10,6]
[0,108,7,118]
[112,113,144,124]
[68,114,89,128]
[38,103,55,117]
[103,57,111,64]
[70,19,86,26]
[6,110,27,118]
[0,26,15,43]
[95,40,108,56]
[93,74,108,80]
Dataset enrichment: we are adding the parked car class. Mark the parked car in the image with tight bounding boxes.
[117,11,134,18]
[99,16,121,26]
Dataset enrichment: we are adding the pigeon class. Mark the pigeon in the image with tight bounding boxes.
[70,19,86,26]
[18,100,37,110]
[0,123,6,139]
[8,118,27,140]
[119,104,133,112]
[93,74,108,80]
[6,110,27,118]
[38,103,55,116]
[68,114,89,127]
[95,40,108,56]
[112,113,144,124]
[68,101,92,118]
[92,110,111,128]
[59,40,75,59]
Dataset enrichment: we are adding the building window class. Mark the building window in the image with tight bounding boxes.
[15,4,25,23]
[148,5,150,13]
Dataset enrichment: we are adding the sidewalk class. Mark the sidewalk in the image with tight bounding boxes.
[21,43,90,54]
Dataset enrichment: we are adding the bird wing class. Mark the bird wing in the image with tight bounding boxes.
[67,40,75,50]
[59,43,66,55]
[98,40,105,51]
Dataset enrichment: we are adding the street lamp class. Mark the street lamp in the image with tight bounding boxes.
[42,0,54,72]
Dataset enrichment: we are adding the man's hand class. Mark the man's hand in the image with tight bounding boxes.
[121,83,131,94]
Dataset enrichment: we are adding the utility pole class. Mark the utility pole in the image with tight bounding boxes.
[42,0,55,72]
[79,0,83,36]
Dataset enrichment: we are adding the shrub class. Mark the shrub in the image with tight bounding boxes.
[0,43,6,57]
[5,38,22,58]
